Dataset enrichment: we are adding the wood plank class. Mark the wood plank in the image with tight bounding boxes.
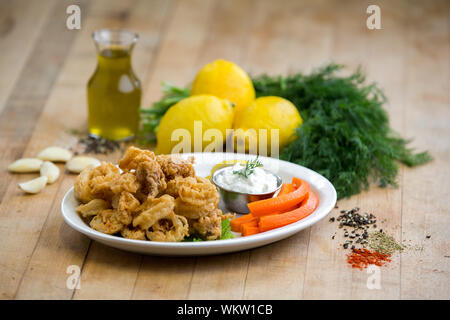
[242,0,333,299]
[244,0,334,75]
[131,257,196,299]
[348,0,408,300]
[184,0,257,300]
[70,0,174,300]
[133,0,255,300]
[0,0,447,300]
[13,174,90,299]
[141,0,215,107]
[0,0,90,300]
[400,0,450,299]
[12,0,173,300]
[0,0,81,203]
[0,0,56,114]
[301,0,407,299]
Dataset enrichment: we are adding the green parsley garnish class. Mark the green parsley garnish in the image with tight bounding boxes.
[182,219,235,242]
[219,219,235,240]
[233,157,263,178]
[139,82,189,142]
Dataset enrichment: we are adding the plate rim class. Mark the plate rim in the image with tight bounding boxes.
[61,152,337,252]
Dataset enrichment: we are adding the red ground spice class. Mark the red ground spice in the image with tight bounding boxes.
[346,249,391,270]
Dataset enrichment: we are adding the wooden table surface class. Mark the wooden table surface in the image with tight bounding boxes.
[0,0,449,300]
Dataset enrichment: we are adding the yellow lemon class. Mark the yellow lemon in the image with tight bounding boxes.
[191,59,255,114]
[156,95,234,154]
[233,96,302,154]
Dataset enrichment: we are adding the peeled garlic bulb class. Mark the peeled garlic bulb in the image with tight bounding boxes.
[66,156,101,173]
[37,146,72,162]
[19,176,48,194]
[8,158,43,173]
[40,161,60,184]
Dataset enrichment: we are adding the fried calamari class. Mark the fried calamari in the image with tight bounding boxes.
[156,154,195,181]
[169,176,220,219]
[135,159,166,198]
[112,191,140,225]
[74,162,121,203]
[146,211,189,242]
[90,209,124,234]
[74,146,234,242]
[133,195,175,230]
[191,209,223,240]
[119,146,155,171]
[76,199,110,218]
[121,226,146,240]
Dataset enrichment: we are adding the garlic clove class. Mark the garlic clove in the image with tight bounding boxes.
[37,146,72,162]
[40,161,60,184]
[19,176,48,194]
[8,158,43,173]
[66,156,101,173]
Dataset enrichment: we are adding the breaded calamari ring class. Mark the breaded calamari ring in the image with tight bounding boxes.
[74,167,96,203]
[112,191,140,225]
[174,197,217,219]
[132,195,174,230]
[165,176,197,198]
[146,212,189,242]
[156,154,195,181]
[76,199,110,219]
[110,172,140,195]
[121,227,146,240]
[178,176,219,207]
[119,146,155,171]
[90,209,124,234]
[89,162,121,200]
[135,159,167,198]
[191,209,222,240]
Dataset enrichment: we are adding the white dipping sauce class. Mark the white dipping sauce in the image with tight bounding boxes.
[215,163,278,194]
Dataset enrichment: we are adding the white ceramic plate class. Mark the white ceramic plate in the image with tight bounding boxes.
[61,153,336,256]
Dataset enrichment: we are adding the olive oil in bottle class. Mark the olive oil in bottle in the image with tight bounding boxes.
[87,29,141,141]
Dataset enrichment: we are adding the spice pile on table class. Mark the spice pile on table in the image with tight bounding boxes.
[330,207,379,250]
[347,249,391,270]
[368,231,405,255]
[77,136,123,155]
[329,207,406,271]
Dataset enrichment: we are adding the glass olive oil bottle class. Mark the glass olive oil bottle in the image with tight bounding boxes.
[87,29,141,141]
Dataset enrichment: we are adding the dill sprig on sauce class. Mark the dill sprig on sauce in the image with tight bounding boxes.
[233,157,263,178]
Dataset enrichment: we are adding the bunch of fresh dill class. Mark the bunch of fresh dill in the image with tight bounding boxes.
[254,64,431,198]
[140,63,431,199]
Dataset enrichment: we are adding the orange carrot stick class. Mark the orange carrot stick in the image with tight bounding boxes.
[241,220,259,229]
[230,214,259,232]
[277,183,295,196]
[259,191,319,232]
[248,179,310,217]
[242,225,260,236]
[292,177,303,188]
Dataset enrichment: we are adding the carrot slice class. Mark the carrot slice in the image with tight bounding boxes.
[277,183,295,196]
[292,177,303,188]
[241,220,259,229]
[259,191,319,232]
[230,214,259,232]
[242,225,260,236]
[248,179,310,217]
